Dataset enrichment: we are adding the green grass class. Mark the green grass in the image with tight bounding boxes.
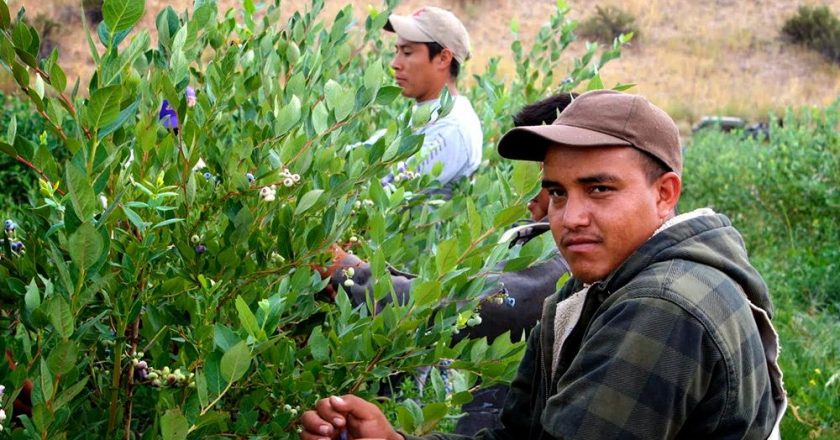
[680,101,840,437]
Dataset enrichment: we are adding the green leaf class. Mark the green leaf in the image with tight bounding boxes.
[85,85,123,130]
[6,114,16,146]
[466,198,481,240]
[11,61,28,88]
[24,278,40,315]
[235,296,263,341]
[493,205,523,229]
[103,0,146,33]
[0,34,15,64]
[275,95,301,136]
[151,218,184,230]
[98,95,140,139]
[220,340,251,383]
[586,73,604,91]
[0,1,9,30]
[49,61,67,92]
[420,402,449,433]
[311,101,329,135]
[195,371,208,407]
[122,205,148,231]
[512,160,540,197]
[324,80,353,121]
[612,82,635,92]
[46,295,74,339]
[160,408,189,440]
[308,326,328,361]
[374,86,401,105]
[33,72,45,99]
[412,280,441,308]
[435,239,459,275]
[364,62,384,92]
[37,359,53,406]
[53,378,88,409]
[69,222,104,271]
[66,162,97,222]
[294,189,324,216]
[47,341,78,375]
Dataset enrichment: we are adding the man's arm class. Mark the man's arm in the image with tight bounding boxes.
[329,251,414,310]
[301,327,543,440]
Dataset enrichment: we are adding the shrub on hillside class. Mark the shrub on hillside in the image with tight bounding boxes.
[782,5,840,64]
[578,5,640,44]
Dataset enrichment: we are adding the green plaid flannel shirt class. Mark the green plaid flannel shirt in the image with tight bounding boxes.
[408,213,784,440]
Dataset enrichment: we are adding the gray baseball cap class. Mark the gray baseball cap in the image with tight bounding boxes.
[384,6,471,63]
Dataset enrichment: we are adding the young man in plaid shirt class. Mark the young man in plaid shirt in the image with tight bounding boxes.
[300,90,787,440]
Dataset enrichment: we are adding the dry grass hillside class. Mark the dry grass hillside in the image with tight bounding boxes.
[7,0,840,130]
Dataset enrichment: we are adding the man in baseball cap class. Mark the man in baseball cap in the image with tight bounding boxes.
[300,90,785,440]
[379,6,482,187]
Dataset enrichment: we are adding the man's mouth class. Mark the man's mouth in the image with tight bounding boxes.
[561,236,602,253]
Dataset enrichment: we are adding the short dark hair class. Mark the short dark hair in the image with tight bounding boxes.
[512,92,579,127]
[635,148,671,184]
[425,41,460,79]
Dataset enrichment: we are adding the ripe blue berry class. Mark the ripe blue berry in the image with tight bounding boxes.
[4,219,14,230]
[11,241,24,252]
[195,244,206,254]
[246,173,255,183]
[203,172,212,180]
[505,297,516,308]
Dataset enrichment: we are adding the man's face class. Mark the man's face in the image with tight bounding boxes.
[542,145,676,283]
[390,37,447,102]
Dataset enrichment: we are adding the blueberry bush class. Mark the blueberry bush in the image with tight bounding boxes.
[0,0,628,437]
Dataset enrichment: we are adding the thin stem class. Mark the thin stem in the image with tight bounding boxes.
[14,155,65,196]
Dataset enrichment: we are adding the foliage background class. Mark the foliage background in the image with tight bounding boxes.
[0,0,622,438]
[0,0,837,439]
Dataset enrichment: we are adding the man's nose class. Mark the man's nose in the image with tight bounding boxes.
[560,194,590,229]
[390,55,401,71]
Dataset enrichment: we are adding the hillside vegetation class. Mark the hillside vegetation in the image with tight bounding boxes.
[7,0,840,130]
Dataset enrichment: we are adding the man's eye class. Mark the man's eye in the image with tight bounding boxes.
[591,186,612,193]
[547,189,565,198]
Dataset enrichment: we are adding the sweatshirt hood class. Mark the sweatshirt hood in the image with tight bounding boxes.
[599,209,774,318]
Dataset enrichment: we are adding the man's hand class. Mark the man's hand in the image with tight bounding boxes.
[299,395,404,440]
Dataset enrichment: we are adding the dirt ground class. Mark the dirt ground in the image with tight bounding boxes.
[8,0,840,129]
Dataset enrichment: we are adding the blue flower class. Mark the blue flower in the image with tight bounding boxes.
[159,99,179,129]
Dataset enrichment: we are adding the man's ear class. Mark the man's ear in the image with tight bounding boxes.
[436,48,454,72]
[655,172,681,219]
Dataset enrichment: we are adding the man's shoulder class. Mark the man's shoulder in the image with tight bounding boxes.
[433,96,480,127]
[619,260,749,310]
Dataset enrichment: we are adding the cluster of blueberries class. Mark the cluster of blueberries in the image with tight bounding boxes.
[132,352,195,388]
[4,219,24,253]
[191,235,206,254]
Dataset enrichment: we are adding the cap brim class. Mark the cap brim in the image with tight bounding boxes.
[384,15,435,42]
[497,124,631,161]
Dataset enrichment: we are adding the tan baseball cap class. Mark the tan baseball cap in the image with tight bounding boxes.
[497,90,682,174]
[384,6,471,64]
